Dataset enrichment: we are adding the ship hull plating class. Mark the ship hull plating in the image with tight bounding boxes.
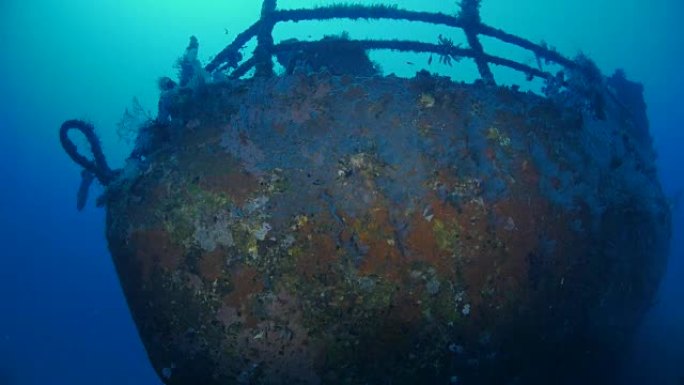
[105,73,670,384]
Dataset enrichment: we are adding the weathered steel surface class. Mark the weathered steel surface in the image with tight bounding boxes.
[105,72,670,384]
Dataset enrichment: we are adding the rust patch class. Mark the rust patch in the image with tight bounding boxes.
[450,199,495,313]
[235,291,322,384]
[198,248,225,282]
[406,193,461,277]
[200,167,259,205]
[216,303,240,329]
[405,220,452,281]
[353,205,403,280]
[129,229,183,279]
[222,265,264,308]
[291,216,340,282]
[221,265,264,328]
[488,197,539,295]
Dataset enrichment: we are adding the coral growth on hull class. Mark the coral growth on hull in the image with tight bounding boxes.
[101,72,669,384]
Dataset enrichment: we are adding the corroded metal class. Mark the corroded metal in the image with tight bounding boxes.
[103,71,670,384]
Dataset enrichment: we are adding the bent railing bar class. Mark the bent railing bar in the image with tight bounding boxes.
[230,56,258,79]
[206,21,262,73]
[228,39,551,81]
[476,24,578,70]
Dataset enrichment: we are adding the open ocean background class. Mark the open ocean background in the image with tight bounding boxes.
[0,1,682,384]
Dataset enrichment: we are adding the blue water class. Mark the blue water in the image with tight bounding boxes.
[0,1,682,384]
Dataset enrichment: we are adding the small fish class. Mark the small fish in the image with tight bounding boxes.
[428,55,433,65]
[406,61,415,65]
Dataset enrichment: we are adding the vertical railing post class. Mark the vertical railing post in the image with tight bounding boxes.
[254,0,277,77]
[459,0,495,84]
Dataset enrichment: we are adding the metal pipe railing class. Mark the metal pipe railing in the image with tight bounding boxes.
[205,0,588,84]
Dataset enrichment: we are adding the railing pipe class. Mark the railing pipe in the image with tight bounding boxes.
[459,0,494,84]
[205,21,261,73]
[254,0,277,77]
[207,3,586,84]
[274,6,464,28]
[267,39,550,80]
[476,24,578,70]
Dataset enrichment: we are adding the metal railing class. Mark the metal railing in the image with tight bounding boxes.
[205,0,589,84]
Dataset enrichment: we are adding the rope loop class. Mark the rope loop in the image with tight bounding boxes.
[59,119,117,186]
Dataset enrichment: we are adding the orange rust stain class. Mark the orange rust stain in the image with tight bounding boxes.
[223,265,263,307]
[129,229,183,279]
[404,213,457,279]
[458,164,558,321]
[409,174,531,316]
[354,205,403,280]
[406,210,441,265]
[198,249,225,282]
[451,200,498,309]
[491,188,578,301]
[295,229,339,281]
[429,193,460,221]
[222,265,264,328]
[200,169,259,205]
[400,192,464,280]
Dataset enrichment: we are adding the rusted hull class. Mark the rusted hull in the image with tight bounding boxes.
[105,73,670,384]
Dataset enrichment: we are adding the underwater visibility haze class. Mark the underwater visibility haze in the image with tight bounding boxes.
[1,0,683,384]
